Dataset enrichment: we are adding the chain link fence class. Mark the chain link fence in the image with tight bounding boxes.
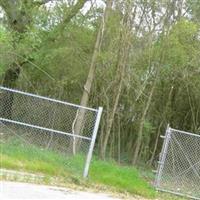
[155,126,200,200]
[0,86,103,178]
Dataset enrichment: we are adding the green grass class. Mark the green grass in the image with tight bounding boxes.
[1,140,155,198]
[0,140,85,177]
[90,159,156,198]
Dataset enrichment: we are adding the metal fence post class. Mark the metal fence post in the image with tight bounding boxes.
[83,107,103,178]
[155,125,172,188]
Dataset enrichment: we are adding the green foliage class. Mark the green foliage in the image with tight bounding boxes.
[16,22,95,102]
[164,20,199,69]
[0,27,13,74]
[187,0,200,22]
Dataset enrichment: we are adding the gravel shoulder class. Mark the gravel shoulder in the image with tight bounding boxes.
[0,181,124,200]
[0,169,152,200]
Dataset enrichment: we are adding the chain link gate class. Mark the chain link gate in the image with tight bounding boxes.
[0,86,103,178]
[155,126,200,199]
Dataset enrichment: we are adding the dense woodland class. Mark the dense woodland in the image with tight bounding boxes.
[0,0,200,167]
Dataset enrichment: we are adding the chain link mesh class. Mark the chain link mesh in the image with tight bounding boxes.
[0,87,100,177]
[156,127,200,200]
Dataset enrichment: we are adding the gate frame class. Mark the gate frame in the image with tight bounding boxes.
[155,125,200,200]
[0,86,103,178]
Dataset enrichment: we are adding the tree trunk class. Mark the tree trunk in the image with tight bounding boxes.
[101,61,126,159]
[71,0,113,155]
[79,0,113,108]
[0,63,21,119]
[149,121,163,166]
[101,1,134,159]
[132,79,157,165]
[148,85,174,166]
[117,114,121,164]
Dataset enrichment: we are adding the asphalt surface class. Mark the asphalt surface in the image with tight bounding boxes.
[0,181,121,200]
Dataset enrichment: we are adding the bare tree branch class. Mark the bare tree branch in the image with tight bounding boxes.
[33,0,53,6]
[61,0,88,26]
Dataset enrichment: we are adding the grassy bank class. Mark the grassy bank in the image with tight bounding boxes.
[0,141,156,198]
[90,159,155,198]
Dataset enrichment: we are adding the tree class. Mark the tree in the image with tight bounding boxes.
[0,0,88,118]
[71,0,113,155]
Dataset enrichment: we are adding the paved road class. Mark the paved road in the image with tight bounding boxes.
[0,181,121,200]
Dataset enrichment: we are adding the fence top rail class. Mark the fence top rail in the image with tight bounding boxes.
[170,127,200,138]
[0,86,98,112]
